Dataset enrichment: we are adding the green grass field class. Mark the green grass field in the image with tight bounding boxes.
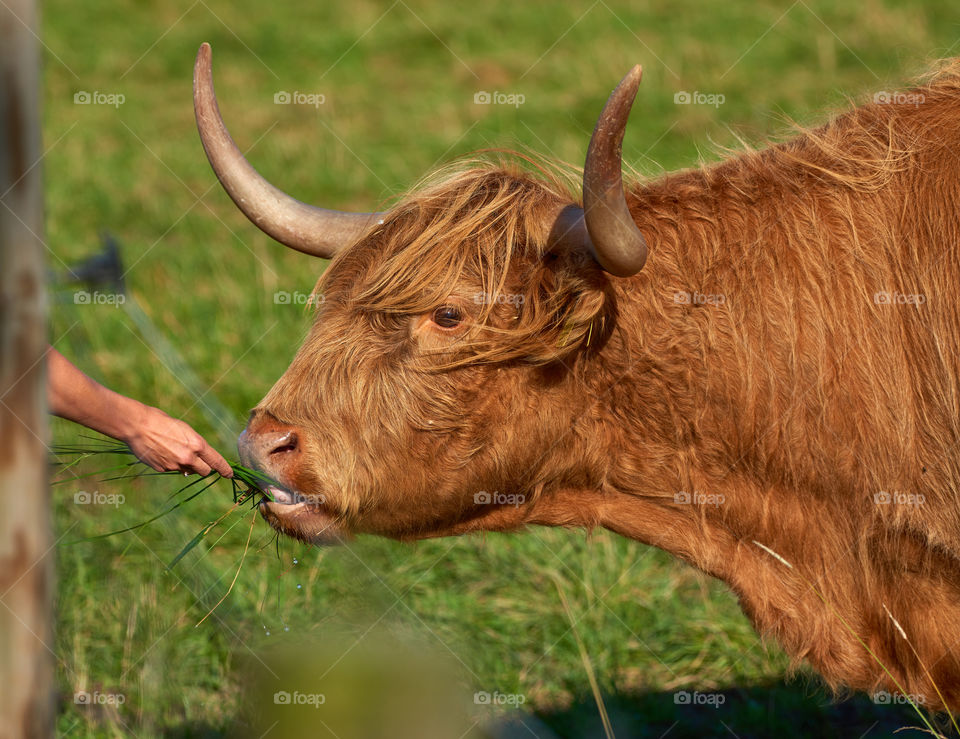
[45,1,960,736]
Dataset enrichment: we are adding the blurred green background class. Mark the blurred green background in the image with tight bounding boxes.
[46,0,959,736]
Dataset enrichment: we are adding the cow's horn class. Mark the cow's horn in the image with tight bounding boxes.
[193,43,381,258]
[579,65,648,277]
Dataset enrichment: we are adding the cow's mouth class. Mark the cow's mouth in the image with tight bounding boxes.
[238,423,348,545]
[261,483,298,505]
[257,483,347,546]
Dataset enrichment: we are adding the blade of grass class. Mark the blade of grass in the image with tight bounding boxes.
[168,522,220,570]
[752,541,945,737]
[196,508,258,626]
[881,604,959,735]
[551,573,615,739]
[167,490,259,569]
[67,475,222,543]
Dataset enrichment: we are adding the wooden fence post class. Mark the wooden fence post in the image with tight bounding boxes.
[0,0,55,736]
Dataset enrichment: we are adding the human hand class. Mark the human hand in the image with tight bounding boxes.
[123,404,233,477]
[47,347,233,477]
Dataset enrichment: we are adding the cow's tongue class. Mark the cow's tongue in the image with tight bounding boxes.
[264,484,296,505]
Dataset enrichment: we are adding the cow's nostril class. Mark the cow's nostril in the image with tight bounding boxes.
[269,431,298,456]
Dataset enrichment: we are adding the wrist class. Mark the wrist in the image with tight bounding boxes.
[106,394,150,444]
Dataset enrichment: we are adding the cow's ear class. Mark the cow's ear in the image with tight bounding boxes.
[517,250,611,364]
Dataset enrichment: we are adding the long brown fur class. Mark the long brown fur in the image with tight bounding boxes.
[244,60,960,711]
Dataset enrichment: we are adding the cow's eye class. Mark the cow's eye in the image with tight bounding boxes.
[432,306,463,329]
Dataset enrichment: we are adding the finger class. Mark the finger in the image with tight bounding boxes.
[138,457,166,473]
[184,459,213,477]
[198,444,233,478]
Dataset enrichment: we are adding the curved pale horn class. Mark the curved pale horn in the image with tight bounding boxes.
[193,43,381,258]
[581,65,647,277]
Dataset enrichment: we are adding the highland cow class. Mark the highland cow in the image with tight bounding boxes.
[194,43,960,710]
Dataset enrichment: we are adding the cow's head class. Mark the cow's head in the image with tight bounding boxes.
[194,43,648,544]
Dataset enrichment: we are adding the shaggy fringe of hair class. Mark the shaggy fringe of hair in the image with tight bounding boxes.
[318,151,610,368]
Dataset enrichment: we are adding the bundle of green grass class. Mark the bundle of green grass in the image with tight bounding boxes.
[51,436,278,566]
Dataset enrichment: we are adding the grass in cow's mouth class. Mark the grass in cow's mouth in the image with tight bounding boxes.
[50,437,280,568]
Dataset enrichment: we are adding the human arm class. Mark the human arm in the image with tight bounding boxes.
[47,346,232,477]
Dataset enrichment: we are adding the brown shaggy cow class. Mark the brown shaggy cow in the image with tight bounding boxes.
[194,43,960,711]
